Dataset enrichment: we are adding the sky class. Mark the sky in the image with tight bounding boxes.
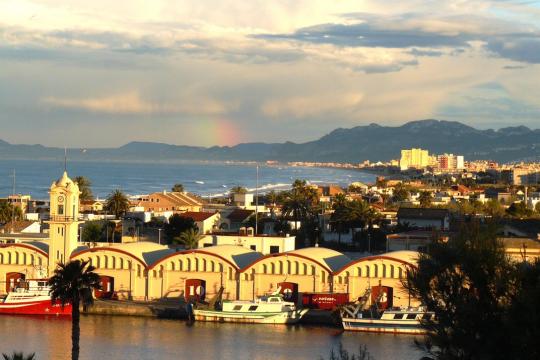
[1,0,540,148]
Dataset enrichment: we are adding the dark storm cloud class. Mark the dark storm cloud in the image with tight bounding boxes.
[256,22,472,49]
[487,36,540,63]
[255,13,540,64]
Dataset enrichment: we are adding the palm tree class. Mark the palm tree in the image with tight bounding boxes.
[230,185,247,195]
[105,189,130,218]
[49,260,101,360]
[330,194,349,244]
[281,180,319,242]
[174,228,202,249]
[2,353,36,360]
[0,200,22,225]
[74,176,93,201]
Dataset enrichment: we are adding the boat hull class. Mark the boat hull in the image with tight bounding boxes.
[193,309,306,324]
[0,300,72,316]
[341,317,426,335]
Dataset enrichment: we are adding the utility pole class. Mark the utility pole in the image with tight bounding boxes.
[255,164,259,235]
[10,170,15,233]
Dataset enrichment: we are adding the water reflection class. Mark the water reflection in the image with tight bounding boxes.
[0,315,422,360]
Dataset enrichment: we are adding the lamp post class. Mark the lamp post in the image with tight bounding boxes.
[158,228,163,245]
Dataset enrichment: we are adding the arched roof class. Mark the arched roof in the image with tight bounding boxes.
[0,242,49,258]
[149,245,263,270]
[240,247,351,273]
[334,250,419,275]
[71,241,174,268]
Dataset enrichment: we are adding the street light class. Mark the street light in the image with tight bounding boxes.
[158,228,163,245]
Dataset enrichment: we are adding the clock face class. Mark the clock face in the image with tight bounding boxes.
[58,195,65,203]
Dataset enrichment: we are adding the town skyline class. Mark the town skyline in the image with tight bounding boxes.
[2,0,540,147]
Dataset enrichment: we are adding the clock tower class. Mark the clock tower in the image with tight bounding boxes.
[46,171,81,275]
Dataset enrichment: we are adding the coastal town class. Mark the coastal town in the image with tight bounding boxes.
[1,147,539,321]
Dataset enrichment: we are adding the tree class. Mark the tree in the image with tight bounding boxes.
[81,221,102,243]
[403,222,523,360]
[164,214,197,243]
[392,184,409,203]
[330,194,349,244]
[171,183,184,192]
[506,201,534,218]
[265,190,279,207]
[0,200,22,225]
[418,191,432,208]
[536,202,540,214]
[104,189,130,218]
[281,180,318,242]
[173,228,202,249]
[230,185,247,195]
[2,353,36,360]
[74,176,93,201]
[49,260,101,360]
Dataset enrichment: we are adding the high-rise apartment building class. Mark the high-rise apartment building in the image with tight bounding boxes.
[437,154,464,171]
[400,148,430,170]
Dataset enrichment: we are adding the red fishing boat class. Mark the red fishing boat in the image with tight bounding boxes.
[0,279,72,316]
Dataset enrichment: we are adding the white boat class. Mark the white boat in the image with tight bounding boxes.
[192,288,308,324]
[339,287,433,334]
[340,307,433,334]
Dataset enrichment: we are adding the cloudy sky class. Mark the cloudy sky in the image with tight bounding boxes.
[1,0,540,148]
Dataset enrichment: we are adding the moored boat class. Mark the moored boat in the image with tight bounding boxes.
[340,307,433,334]
[192,287,308,324]
[0,279,72,316]
[339,286,433,334]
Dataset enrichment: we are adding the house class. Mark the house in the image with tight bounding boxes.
[317,185,345,197]
[80,199,104,213]
[484,188,513,204]
[199,233,296,255]
[387,230,450,252]
[221,209,255,231]
[397,207,450,230]
[131,191,203,215]
[233,193,254,208]
[180,211,220,235]
[0,220,41,234]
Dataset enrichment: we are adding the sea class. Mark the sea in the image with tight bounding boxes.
[0,159,376,199]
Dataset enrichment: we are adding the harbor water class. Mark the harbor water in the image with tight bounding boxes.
[0,315,423,360]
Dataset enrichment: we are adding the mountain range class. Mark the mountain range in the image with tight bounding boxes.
[1,120,539,163]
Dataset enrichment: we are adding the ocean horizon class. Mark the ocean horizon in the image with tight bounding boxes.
[0,159,375,200]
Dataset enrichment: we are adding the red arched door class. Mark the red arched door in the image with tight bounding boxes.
[95,276,115,299]
[6,272,25,293]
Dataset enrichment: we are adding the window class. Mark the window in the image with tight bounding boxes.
[422,313,433,320]
[58,205,64,215]
[250,245,257,251]
[393,314,404,319]
[248,305,258,311]
[233,305,243,311]
[269,246,280,254]
[204,243,212,247]
[406,314,417,320]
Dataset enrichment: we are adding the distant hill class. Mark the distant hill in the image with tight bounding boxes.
[1,120,539,163]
